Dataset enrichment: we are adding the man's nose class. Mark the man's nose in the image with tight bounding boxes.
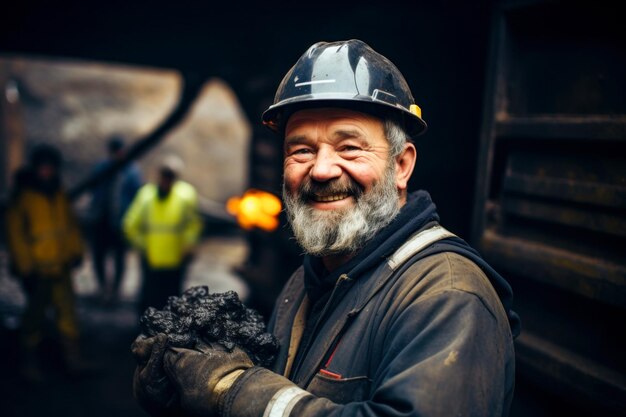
[309,149,342,182]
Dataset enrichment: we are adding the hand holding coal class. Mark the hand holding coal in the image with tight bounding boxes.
[163,343,254,417]
[138,286,279,367]
[131,334,181,417]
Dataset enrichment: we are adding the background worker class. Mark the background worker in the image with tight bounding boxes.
[132,40,520,417]
[6,143,89,381]
[123,154,203,315]
[87,135,142,305]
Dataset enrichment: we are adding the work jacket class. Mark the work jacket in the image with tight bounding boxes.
[220,191,519,417]
[123,180,202,269]
[88,159,142,229]
[6,185,83,278]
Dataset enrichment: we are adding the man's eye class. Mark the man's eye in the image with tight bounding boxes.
[291,148,313,156]
[340,145,361,152]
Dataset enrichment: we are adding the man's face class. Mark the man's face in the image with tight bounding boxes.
[282,108,404,257]
[36,163,56,183]
[111,149,124,161]
[158,171,175,195]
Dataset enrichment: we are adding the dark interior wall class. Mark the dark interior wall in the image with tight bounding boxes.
[1,0,493,239]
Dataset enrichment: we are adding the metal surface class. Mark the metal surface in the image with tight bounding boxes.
[472,1,626,415]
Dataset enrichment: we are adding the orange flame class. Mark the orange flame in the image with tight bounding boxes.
[227,189,282,232]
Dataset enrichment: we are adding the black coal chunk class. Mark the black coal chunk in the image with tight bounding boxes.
[139,286,279,367]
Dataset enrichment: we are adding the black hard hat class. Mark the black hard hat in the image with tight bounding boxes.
[29,143,62,168]
[107,135,125,153]
[262,39,427,138]
[159,154,185,177]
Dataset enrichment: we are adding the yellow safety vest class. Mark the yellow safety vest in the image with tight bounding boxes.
[123,181,202,268]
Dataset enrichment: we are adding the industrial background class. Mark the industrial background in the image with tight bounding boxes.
[0,0,624,416]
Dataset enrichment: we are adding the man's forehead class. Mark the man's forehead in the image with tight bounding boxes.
[285,107,384,132]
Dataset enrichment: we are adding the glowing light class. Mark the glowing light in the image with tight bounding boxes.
[227,189,282,232]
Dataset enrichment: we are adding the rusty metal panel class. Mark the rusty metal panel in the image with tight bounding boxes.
[473,1,626,415]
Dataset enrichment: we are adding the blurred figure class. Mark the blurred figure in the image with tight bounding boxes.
[5,143,89,382]
[123,154,202,315]
[87,136,142,305]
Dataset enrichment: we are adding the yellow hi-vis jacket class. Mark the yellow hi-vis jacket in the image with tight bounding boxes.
[6,188,84,278]
[123,180,203,269]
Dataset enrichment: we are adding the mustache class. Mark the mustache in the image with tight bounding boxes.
[296,178,364,201]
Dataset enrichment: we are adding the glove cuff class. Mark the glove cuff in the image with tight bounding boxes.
[214,368,246,409]
[220,367,307,417]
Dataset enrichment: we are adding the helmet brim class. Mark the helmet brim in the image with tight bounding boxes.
[262,95,427,140]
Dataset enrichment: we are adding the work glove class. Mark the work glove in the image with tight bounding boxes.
[164,342,254,417]
[131,333,180,417]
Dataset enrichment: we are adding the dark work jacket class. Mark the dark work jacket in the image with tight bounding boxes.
[88,159,142,229]
[222,191,519,417]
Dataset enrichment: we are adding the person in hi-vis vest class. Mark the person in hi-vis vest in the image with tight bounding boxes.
[123,154,203,314]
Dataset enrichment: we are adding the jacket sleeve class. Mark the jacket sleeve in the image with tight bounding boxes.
[62,191,84,261]
[182,188,203,249]
[5,197,34,276]
[123,165,143,208]
[129,165,143,195]
[221,262,513,417]
[123,186,148,250]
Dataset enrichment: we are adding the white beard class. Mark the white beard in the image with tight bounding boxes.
[283,162,400,257]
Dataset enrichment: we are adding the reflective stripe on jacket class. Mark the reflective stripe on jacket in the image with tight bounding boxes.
[123,181,202,269]
[6,188,83,277]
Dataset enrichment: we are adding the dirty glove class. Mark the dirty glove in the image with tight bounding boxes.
[163,342,253,417]
[131,333,180,417]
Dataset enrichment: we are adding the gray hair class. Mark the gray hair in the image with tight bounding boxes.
[384,118,410,158]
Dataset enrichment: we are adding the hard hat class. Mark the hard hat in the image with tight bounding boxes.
[159,154,185,176]
[262,39,427,138]
[29,143,62,168]
[107,135,125,153]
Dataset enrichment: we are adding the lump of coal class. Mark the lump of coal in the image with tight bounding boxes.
[139,286,279,367]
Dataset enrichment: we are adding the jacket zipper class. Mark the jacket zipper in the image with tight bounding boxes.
[290,273,351,381]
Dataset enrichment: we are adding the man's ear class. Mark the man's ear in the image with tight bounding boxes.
[395,142,417,192]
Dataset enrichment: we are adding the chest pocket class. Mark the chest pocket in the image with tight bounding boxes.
[306,372,371,404]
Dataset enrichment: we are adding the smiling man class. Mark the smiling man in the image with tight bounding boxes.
[282,108,413,271]
[132,39,520,417]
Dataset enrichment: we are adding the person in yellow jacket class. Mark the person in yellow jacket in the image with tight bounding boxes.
[124,155,203,315]
[5,143,87,382]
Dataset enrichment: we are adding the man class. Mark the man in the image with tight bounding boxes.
[6,143,87,381]
[123,154,203,315]
[132,40,520,417]
[88,136,142,304]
